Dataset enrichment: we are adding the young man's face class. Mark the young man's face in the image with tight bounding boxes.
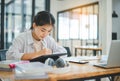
[33,23,53,40]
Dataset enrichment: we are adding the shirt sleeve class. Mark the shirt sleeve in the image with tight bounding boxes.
[6,35,25,60]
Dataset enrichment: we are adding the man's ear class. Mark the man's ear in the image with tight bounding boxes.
[33,23,36,29]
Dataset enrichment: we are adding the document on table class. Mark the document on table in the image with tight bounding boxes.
[63,56,100,63]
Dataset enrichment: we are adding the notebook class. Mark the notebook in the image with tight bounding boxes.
[30,53,67,63]
[94,40,120,68]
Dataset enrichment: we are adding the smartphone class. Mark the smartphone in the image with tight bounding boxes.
[79,60,89,64]
[69,60,89,64]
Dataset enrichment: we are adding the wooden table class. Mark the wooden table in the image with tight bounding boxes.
[0,60,120,81]
[75,46,102,56]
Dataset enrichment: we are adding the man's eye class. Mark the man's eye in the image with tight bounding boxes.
[41,30,45,32]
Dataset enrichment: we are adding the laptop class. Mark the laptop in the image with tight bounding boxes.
[94,40,120,68]
[30,53,67,63]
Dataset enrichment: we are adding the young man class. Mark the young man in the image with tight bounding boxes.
[6,11,67,60]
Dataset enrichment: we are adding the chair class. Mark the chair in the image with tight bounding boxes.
[0,49,8,61]
[0,78,3,81]
[85,42,100,56]
[64,47,71,57]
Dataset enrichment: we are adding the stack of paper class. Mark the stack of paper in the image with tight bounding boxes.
[15,69,48,79]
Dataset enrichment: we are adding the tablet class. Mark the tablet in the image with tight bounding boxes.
[30,53,67,63]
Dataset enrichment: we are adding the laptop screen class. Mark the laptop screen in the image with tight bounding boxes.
[107,40,120,67]
[94,40,120,68]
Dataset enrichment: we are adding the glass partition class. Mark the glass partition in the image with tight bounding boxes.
[0,0,46,49]
[0,0,1,48]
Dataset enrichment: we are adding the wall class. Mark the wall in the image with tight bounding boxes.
[112,0,120,40]
[50,0,112,55]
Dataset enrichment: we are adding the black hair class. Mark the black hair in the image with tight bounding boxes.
[30,11,55,29]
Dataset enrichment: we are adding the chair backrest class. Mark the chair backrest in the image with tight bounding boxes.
[0,49,8,61]
[64,47,71,57]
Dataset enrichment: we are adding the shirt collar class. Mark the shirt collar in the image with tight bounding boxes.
[27,30,46,46]
[27,30,34,45]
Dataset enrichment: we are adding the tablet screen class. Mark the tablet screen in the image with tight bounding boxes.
[30,53,67,63]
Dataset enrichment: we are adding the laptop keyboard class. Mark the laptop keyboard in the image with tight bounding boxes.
[99,63,107,66]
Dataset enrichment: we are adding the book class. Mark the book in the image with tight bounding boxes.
[0,67,13,71]
[15,62,52,79]
[0,60,29,71]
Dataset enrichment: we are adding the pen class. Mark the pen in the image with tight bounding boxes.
[41,40,47,49]
[41,40,53,54]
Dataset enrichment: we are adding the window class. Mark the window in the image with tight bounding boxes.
[0,0,47,49]
[0,0,1,48]
[58,3,99,40]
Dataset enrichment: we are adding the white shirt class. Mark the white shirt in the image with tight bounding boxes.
[33,39,43,52]
[6,30,67,60]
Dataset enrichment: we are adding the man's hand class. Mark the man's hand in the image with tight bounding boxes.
[22,48,52,60]
[39,48,52,55]
[34,48,52,58]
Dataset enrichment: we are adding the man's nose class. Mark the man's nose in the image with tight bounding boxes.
[43,32,49,36]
